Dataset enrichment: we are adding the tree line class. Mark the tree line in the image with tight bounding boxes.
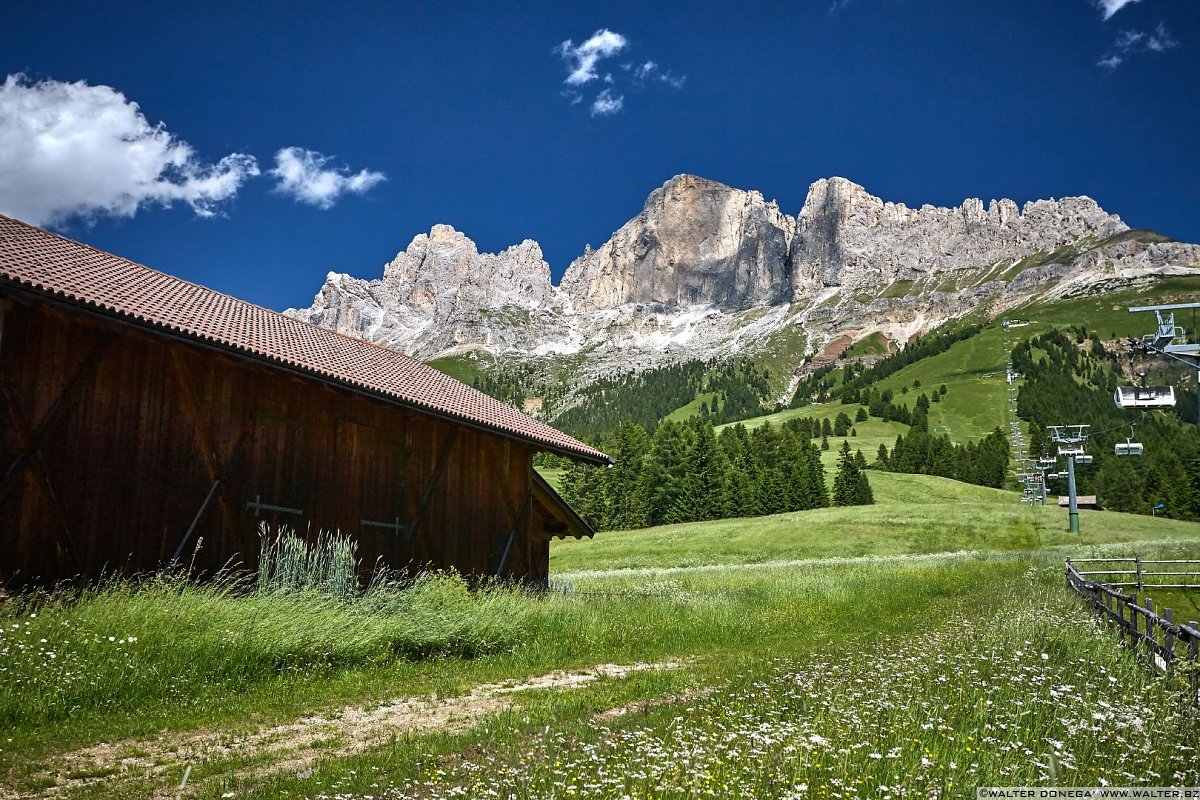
[548,358,773,441]
[559,415,874,532]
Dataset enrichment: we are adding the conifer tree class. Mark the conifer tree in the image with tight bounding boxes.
[834,411,852,437]
[602,421,651,529]
[833,440,874,506]
[673,418,732,522]
[641,419,691,526]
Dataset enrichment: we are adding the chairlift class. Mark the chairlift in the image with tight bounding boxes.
[1114,423,1144,457]
[1057,444,1084,457]
[1077,454,1093,465]
[1037,456,1056,468]
[1114,385,1175,409]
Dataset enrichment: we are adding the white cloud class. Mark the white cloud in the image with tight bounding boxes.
[633,61,687,90]
[269,147,385,209]
[590,88,624,117]
[1097,22,1180,69]
[556,30,684,116]
[1146,22,1180,51]
[557,29,628,86]
[634,61,657,81]
[1096,0,1141,20]
[0,74,259,227]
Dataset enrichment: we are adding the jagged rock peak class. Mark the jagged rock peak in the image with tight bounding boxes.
[286,224,560,355]
[789,177,1127,295]
[561,174,795,311]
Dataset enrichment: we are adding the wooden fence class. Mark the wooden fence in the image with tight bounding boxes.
[1065,558,1200,706]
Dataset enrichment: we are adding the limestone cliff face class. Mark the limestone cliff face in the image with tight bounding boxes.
[288,175,1197,371]
[378,225,557,315]
[560,175,795,310]
[288,224,562,355]
[789,177,1128,296]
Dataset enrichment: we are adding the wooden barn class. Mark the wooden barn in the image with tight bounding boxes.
[0,215,610,587]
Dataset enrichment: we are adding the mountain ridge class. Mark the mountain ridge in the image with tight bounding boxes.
[286,174,1200,408]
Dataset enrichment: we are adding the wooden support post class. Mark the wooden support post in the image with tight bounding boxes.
[409,427,459,537]
[0,335,112,500]
[1135,556,1144,591]
[169,348,243,546]
[172,480,221,563]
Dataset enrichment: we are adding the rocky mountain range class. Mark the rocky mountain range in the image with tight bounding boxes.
[287,174,1200,403]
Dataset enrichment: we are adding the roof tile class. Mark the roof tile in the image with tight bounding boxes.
[0,215,609,464]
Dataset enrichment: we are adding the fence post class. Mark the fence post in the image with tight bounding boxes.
[1189,621,1198,708]
[1163,608,1175,680]
[1065,559,1071,592]
[1146,598,1158,673]
[1130,596,1140,649]
[1117,593,1126,646]
[1135,556,1143,591]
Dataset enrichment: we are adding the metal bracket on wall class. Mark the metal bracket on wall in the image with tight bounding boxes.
[361,516,411,535]
[246,495,303,517]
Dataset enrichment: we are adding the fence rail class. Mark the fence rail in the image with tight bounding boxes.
[1066,556,1200,589]
[1064,559,1200,707]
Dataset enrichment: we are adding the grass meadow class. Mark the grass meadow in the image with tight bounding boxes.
[1,494,1198,798]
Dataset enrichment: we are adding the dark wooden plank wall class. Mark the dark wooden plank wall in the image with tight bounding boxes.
[0,295,544,586]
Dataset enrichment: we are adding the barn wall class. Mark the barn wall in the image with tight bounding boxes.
[0,295,544,586]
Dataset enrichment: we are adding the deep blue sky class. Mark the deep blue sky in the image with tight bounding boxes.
[1,1,1197,311]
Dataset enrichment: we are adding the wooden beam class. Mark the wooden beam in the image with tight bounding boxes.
[0,334,112,501]
[0,381,83,572]
[168,346,244,548]
[408,426,459,540]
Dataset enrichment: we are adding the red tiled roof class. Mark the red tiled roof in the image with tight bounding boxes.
[0,215,610,465]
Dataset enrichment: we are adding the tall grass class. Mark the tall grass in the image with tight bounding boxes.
[0,568,526,731]
[256,527,361,598]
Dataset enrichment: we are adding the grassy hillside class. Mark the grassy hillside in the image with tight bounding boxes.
[1016,275,1200,340]
[550,470,1200,573]
[714,410,908,475]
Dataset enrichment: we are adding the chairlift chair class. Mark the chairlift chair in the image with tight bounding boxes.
[1115,423,1144,457]
[1114,441,1144,457]
[1113,385,1176,409]
[1057,444,1084,457]
[1076,454,1093,465]
[1037,456,1056,468]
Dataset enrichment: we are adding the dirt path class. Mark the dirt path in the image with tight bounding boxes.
[2,661,682,800]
